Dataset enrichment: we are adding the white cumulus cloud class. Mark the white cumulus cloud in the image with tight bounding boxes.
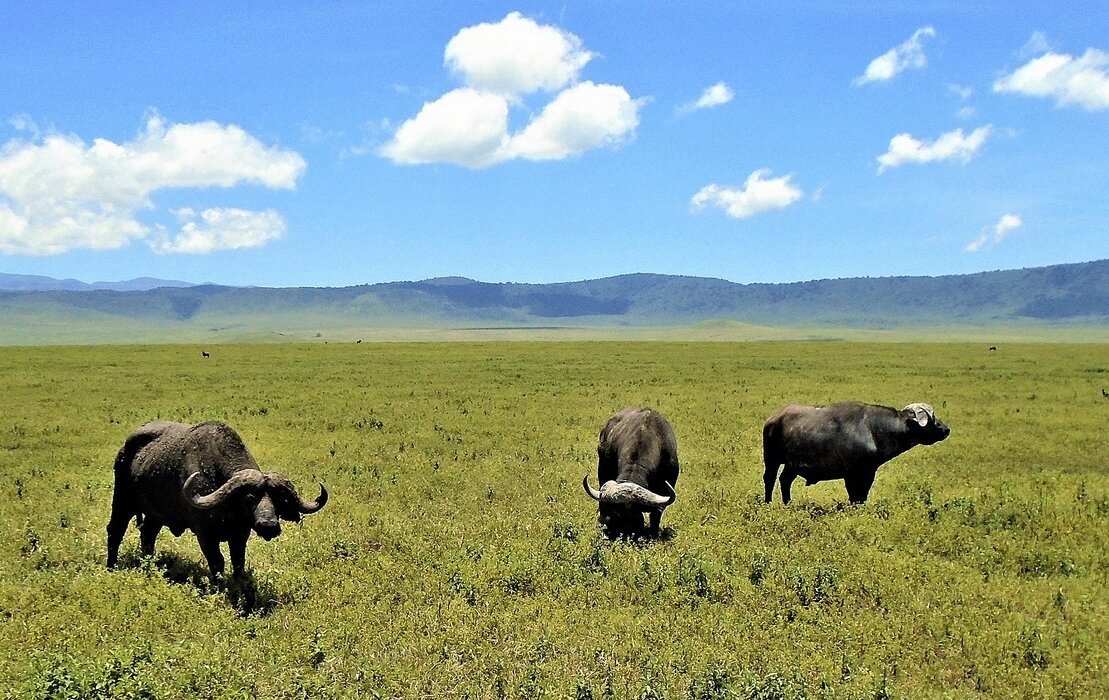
[994,46,1109,110]
[0,114,305,255]
[854,26,936,86]
[691,169,803,220]
[378,89,510,168]
[380,12,641,169]
[965,213,1022,252]
[877,125,993,172]
[150,207,287,254]
[678,82,735,114]
[444,11,593,98]
[506,82,641,161]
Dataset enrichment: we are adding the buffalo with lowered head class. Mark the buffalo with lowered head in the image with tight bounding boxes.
[583,407,678,537]
[106,421,328,578]
[763,402,949,505]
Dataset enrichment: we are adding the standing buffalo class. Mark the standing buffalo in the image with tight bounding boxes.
[106,421,328,578]
[582,407,678,537]
[762,402,950,505]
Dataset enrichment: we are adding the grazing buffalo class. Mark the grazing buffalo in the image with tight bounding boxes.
[762,402,950,505]
[582,407,678,537]
[106,421,328,578]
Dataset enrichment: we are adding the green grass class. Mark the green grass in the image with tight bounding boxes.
[1,342,1107,698]
[2,307,1107,345]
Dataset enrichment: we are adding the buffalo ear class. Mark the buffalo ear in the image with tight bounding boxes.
[903,403,932,428]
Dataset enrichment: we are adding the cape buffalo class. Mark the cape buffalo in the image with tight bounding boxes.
[763,402,950,505]
[582,407,678,537]
[106,421,328,578]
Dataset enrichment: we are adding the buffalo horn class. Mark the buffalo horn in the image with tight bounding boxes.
[263,473,329,514]
[588,478,676,510]
[582,475,603,501]
[183,469,265,509]
[295,482,328,513]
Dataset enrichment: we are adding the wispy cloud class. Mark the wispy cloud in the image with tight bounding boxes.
[854,26,936,86]
[380,12,642,168]
[994,41,1109,111]
[965,213,1022,252]
[691,169,803,220]
[948,84,973,100]
[0,113,305,255]
[8,113,41,138]
[150,208,287,254]
[300,123,344,144]
[1020,31,1052,59]
[877,125,993,172]
[948,84,975,119]
[677,82,734,114]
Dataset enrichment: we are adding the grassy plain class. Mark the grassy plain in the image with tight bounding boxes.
[1,342,1106,699]
[3,301,1109,346]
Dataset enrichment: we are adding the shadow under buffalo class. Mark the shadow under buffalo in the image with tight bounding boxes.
[797,501,850,520]
[113,550,283,617]
[602,524,678,545]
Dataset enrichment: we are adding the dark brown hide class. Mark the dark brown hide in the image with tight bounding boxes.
[762,402,949,505]
[106,421,327,577]
[584,407,679,537]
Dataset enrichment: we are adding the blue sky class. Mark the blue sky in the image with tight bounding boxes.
[1,1,1106,287]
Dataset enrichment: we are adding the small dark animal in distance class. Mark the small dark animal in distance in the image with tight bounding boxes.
[763,402,950,505]
[356,339,362,343]
[106,421,328,578]
[201,351,210,358]
[989,346,997,351]
[1102,388,1109,399]
[583,407,678,538]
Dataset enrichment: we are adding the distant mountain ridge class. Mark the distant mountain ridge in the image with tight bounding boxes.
[0,272,194,292]
[1,260,1106,344]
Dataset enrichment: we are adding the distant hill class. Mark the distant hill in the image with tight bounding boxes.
[0,273,194,292]
[0,260,1105,344]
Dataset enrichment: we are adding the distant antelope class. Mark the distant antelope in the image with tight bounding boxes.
[202,351,210,358]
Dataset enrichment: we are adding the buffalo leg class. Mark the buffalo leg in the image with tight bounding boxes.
[138,518,162,559]
[845,471,876,505]
[648,510,662,536]
[106,484,138,569]
[779,469,798,505]
[106,510,132,570]
[598,504,614,533]
[228,533,249,576]
[197,536,226,579]
[763,464,780,504]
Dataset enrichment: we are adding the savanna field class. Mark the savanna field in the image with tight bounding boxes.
[1,342,1106,699]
